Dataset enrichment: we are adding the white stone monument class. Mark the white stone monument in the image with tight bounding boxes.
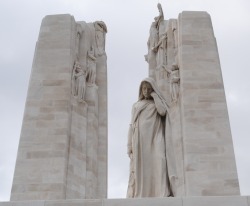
[1,5,249,206]
[141,4,240,197]
[10,14,108,201]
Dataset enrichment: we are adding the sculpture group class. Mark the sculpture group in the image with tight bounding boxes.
[145,4,180,104]
[10,15,108,200]
[9,3,240,203]
[126,3,240,198]
[126,3,181,198]
[72,21,107,103]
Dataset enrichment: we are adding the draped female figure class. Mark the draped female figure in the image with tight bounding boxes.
[127,77,177,198]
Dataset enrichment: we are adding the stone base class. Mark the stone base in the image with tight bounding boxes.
[1,196,250,206]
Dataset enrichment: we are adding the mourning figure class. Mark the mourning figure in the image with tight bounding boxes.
[86,47,97,85]
[170,64,180,103]
[76,23,83,60]
[94,21,107,56]
[127,77,177,198]
[72,61,87,102]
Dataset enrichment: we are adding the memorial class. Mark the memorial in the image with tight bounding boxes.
[1,3,249,206]
[10,15,108,200]
[127,3,240,197]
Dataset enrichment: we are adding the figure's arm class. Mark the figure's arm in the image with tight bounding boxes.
[151,41,161,52]
[171,76,180,83]
[151,34,167,52]
[127,105,135,159]
[75,72,83,77]
[127,124,133,159]
[151,92,167,116]
[163,65,172,74]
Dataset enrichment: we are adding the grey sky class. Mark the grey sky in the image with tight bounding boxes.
[0,0,250,200]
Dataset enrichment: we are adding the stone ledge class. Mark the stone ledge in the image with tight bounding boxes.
[1,196,250,206]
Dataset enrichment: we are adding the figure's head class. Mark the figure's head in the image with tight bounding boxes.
[75,64,81,71]
[157,3,162,10]
[139,81,154,100]
[74,61,80,68]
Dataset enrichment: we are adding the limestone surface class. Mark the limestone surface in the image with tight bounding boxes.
[127,78,176,198]
[1,196,250,206]
[142,6,240,196]
[10,14,108,201]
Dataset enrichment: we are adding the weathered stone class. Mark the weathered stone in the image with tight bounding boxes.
[143,7,240,196]
[1,197,250,206]
[11,14,108,201]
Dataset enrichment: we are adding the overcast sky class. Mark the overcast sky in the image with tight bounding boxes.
[0,0,250,201]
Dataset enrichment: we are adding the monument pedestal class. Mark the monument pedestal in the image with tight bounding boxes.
[1,196,250,206]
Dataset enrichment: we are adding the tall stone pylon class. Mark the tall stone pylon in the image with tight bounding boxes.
[145,4,240,196]
[10,14,108,200]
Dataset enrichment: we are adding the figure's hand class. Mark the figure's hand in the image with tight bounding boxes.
[171,77,180,83]
[151,46,157,53]
[127,148,133,159]
[151,91,157,98]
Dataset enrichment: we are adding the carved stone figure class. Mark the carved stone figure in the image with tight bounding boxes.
[152,32,168,69]
[127,77,177,198]
[154,3,164,30]
[72,61,87,102]
[145,22,159,64]
[94,21,107,56]
[76,23,83,60]
[86,47,97,85]
[172,21,178,49]
[150,3,167,69]
[170,64,180,103]
[148,22,159,52]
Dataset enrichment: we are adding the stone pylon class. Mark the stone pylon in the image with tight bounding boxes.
[145,5,240,196]
[10,14,108,201]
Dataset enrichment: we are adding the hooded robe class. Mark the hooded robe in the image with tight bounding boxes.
[127,77,177,198]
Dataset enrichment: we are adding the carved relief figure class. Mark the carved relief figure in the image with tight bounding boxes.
[170,64,180,103]
[152,32,168,69]
[72,61,87,102]
[172,20,178,49]
[145,21,159,63]
[154,3,164,30]
[148,22,159,52]
[148,3,167,69]
[94,21,107,56]
[76,23,83,60]
[86,47,97,85]
[127,77,177,198]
